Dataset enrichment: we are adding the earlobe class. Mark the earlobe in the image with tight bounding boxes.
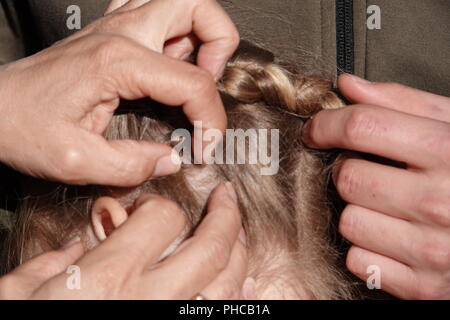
[91,197,128,242]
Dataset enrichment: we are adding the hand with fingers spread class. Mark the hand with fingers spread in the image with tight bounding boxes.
[0,183,250,300]
[302,74,450,299]
[0,0,239,186]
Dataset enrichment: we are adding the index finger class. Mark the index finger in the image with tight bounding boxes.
[150,183,243,299]
[103,38,227,145]
[338,74,450,122]
[302,104,450,168]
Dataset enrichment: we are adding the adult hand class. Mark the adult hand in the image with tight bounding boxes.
[0,0,239,186]
[0,183,249,299]
[103,0,239,79]
[302,74,450,299]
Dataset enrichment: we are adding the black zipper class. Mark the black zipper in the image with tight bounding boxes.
[336,0,354,75]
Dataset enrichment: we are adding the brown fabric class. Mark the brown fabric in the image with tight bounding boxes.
[363,0,450,96]
[220,0,336,79]
[25,0,107,49]
[0,3,23,64]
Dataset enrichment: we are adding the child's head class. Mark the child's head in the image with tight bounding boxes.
[2,42,355,299]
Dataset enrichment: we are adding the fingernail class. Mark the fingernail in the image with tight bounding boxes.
[242,277,256,300]
[61,236,81,250]
[180,51,192,61]
[238,228,247,246]
[224,182,238,203]
[153,150,181,177]
[301,120,312,146]
[349,74,372,85]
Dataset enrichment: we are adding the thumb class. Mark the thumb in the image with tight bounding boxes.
[338,74,450,122]
[52,129,181,187]
[7,240,84,297]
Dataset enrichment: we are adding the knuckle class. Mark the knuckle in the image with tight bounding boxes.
[53,147,86,184]
[90,34,132,66]
[417,194,450,228]
[419,239,450,270]
[344,107,380,146]
[419,132,450,164]
[190,68,216,96]
[335,160,361,199]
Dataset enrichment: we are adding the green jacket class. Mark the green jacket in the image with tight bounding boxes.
[1,0,449,96]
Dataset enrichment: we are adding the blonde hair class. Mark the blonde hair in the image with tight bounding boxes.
[1,41,356,299]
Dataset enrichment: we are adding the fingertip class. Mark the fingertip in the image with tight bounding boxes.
[242,277,256,300]
[210,183,238,207]
[106,140,177,186]
[300,119,313,147]
[338,74,377,104]
[153,150,182,177]
[224,182,238,203]
[339,73,372,86]
[338,73,369,92]
[207,183,242,231]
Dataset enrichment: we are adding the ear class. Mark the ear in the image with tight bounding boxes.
[91,197,128,242]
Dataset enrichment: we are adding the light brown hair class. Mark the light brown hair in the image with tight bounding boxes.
[1,42,356,299]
